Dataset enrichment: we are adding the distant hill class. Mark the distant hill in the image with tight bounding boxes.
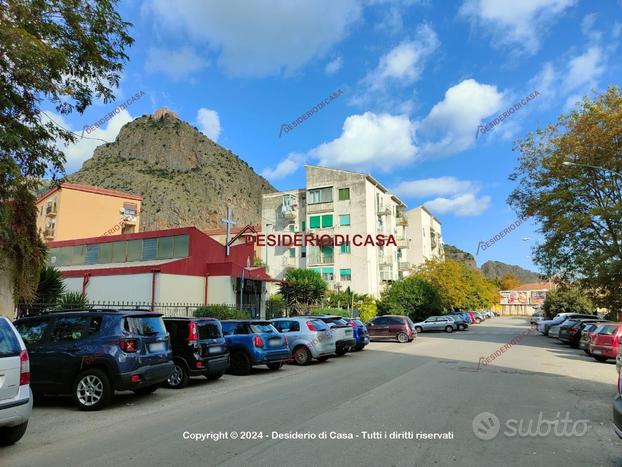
[68,109,275,231]
[480,261,542,284]
[443,244,541,284]
[443,244,477,268]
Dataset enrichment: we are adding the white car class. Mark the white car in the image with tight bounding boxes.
[0,316,32,446]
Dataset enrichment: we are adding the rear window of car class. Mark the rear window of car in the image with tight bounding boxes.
[197,320,222,339]
[15,319,50,345]
[250,323,277,334]
[354,319,364,327]
[597,325,619,335]
[124,316,167,336]
[310,320,329,331]
[326,318,348,326]
[0,319,21,357]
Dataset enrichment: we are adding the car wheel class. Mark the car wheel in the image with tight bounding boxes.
[475,318,482,324]
[335,347,348,356]
[73,368,112,411]
[165,362,189,389]
[317,356,330,362]
[458,324,465,331]
[0,421,29,446]
[415,326,423,333]
[133,384,159,396]
[229,351,251,375]
[293,346,312,365]
[397,332,409,343]
[352,345,365,352]
[267,362,283,371]
[445,326,454,333]
[593,355,608,362]
[206,372,224,380]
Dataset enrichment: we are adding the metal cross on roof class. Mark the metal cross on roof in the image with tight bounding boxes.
[221,207,236,256]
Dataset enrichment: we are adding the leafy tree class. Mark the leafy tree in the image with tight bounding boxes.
[509,87,622,312]
[279,268,327,314]
[377,277,442,321]
[357,295,378,323]
[17,265,65,316]
[498,274,521,290]
[542,287,595,319]
[1,0,132,300]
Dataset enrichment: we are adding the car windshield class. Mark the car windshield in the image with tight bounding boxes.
[250,323,277,334]
[124,316,167,336]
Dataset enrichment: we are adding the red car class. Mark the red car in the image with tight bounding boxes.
[467,312,478,324]
[588,323,622,362]
[366,315,416,343]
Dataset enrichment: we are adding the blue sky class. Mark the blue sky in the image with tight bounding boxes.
[51,0,622,272]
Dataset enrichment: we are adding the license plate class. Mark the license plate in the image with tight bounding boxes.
[345,329,353,335]
[208,346,223,354]
[149,342,165,352]
[593,349,602,355]
[269,338,281,347]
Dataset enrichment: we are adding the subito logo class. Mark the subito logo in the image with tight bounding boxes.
[472,412,500,441]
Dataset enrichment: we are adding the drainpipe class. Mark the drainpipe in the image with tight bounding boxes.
[150,269,160,312]
[204,273,210,305]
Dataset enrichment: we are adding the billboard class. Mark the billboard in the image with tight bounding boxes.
[500,290,529,305]
[530,290,547,305]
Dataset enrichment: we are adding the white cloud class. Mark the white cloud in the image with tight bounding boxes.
[425,192,491,217]
[147,0,361,77]
[459,0,576,54]
[145,47,209,81]
[417,79,504,156]
[261,152,306,181]
[393,176,477,198]
[562,46,605,92]
[325,56,343,75]
[41,109,132,173]
[196,108,221,142]
[375,6,404,35]
[309,112,417,171]
[364,24,439,91]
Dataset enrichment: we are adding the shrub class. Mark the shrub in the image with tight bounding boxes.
[55,292,90,311]
[377,276,442,321]
[542,287,595,319]
[193,304,250,320]
[308,307,350,318]
[358,296,378,323]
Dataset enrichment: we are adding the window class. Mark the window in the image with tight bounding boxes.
[309,216,321,229]
[0,319,21,357]
[301,247,307,258]
[308,187,333,204]
[97,242,113,263]
[126,239,142,261]
[340,243,351,254]
[373,317,389,325]
[289,248,296,257]
[339,214,350,226]
[124,317,167,336]
[88,317,103,336]
[321,214,333,228]
[301,221,306,232]
[338,188,350,201]
[173,235,189,257]
[198,321,222,339]
[340,268,352,281]
[273,321,300,333]
[50,317,89,342]
[112,241,127,263]
[321,267,334,281]
[157,236,174,259]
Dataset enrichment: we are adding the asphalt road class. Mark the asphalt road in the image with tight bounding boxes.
[3,317,621,466]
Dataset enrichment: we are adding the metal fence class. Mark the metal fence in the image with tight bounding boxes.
[15,301,258,319]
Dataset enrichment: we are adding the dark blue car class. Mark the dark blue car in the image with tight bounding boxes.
[221,320,291,375]
[13,310,174,411]
[345,318,369,351]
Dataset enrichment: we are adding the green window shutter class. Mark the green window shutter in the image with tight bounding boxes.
[301,221,306,231]
[338,188,350,200]
[322,267,334,274]
[309,216,321,229]
[340,268,351,275]
[289,248,295,257]
[340,243,351,254]
[339,214,350,226]
[321,214,333,228]
[309,267,321,274]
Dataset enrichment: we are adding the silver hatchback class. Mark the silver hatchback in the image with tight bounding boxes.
[272,317,336,365]
[413,316,458,333]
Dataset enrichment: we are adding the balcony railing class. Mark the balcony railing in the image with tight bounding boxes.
[281,207,296,220]
[398,261,411,271]
[396,238,408,248]
[43,228,55,239]
[122,214,139,224]
[306,201,333,214]
[396,216,408,226]
[380,271,393,281]
[46,204,57,216]
[307,255,334,265]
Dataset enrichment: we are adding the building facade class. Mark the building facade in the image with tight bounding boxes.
[46,227,273,318]
[36,183,142,242]
[499,282,551,316]
[403,206,444,268]
[262,166,433,298]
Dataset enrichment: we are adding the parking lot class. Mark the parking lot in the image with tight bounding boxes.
[3,317,620,467]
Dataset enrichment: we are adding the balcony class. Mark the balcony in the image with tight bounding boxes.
[396,238,409,249]
[122,214,139,225]
[46,204,57,216]
[306,201,333,214]
[281,256,297,268]
[377,206,390,216]
[43,228,55,239]
[396,216,408,226]
[281,207,296,220]
[380,270,393,281]
[398,261,411,272]
[307,255,334,265]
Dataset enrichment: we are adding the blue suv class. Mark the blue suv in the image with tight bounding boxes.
[221,320,291,375]
[13,310,174,411]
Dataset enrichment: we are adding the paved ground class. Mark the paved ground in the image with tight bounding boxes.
[3,317,621,466]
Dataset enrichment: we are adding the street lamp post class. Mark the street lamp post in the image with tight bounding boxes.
[561,161,622,178]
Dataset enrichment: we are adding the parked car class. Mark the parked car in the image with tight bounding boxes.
[530,311,544,326]
[589,323,622,362]
[558,319,604,347]
[13,310,174,411]
[580,323,605,354]
[0,316,32,446]
[162,317,229,389]
[413,316,458,333]
[444,315,469,331]
[538,313,596,336]
[466,312,477,324]
[449,311,472,324]
[614,370,622,439]
[307,316,356,353]
[548,323,563,339]
[271,317,335,365]
[344,318,370,351]
[473,312,485,322]
[366,315,416,343]
[221,320,290,375]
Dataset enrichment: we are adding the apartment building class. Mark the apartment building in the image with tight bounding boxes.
[36,183,142,242]
[403,206,444,268]
[262,166,413,298]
